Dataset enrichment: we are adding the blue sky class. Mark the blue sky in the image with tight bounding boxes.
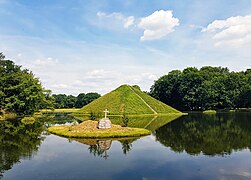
[0,0,251,95]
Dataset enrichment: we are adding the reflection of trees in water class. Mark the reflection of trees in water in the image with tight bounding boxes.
[88,140,112,159]
[119,139,133,155]
[0,120,44,178]
[40,112,81,127]
[76,138,137,159]
[155,113,251,156]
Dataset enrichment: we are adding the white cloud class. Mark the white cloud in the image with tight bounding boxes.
[86,69,115,79]
[51,84,69,89]
[87,69,106,76]
[138,10,179,41]
[97,11,134,29]
[142,73,157,80]
[96,10,179,41]
[124,16,134,28]
[73,80,99,88]
[202,15,251,47]
[34,57,59,66]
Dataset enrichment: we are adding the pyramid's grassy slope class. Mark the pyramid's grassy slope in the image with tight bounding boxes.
[131,86,181,114]
[79,85,182,115]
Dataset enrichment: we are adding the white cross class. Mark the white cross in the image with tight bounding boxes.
[103,109,109,118]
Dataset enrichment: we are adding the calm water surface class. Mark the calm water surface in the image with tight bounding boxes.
[1,113,251,180]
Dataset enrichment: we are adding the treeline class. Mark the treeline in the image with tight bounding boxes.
[52,93,100,109]
[150,66,251,111]
[0,53,54,115]
[0,52,100,116]
[2,51,250,115]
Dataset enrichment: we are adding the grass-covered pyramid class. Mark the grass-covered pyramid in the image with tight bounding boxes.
[78,85,182,115]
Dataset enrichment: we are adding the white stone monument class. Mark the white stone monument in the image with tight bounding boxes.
[98,109,112,129]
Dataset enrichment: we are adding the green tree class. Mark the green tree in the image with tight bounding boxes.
[0,54,54,115]
[236,69,251,108]
[0,52,5,60]
[65,95,77,108]
[75,92,100,108]
[121,113,129,127]
[52,94,68,108]
[52,92,100,109]
[178,67,204,110]
[150,66,251,111]
[75,93,86,108]
[84,93,100,104]
[150,70,182,110]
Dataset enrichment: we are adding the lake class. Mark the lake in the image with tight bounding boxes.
[1,112,251,180]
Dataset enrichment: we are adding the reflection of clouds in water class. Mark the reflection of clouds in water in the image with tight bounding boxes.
[141,135,155,143]
[33,151,58,162]
[32,135,74,162]
[219,167,251,179]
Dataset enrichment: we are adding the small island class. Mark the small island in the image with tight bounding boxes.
[48,120,151,138]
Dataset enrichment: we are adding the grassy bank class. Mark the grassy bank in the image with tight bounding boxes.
[48,120,151,138]
[203,110,217,114]
[0,113,17,121]
[41,108,81,113]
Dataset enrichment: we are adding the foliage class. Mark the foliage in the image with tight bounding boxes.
[21,117,36,124]
[52,94,76,108]
[121,113,129,127]
[0,112,17,121]
[75,93,101,108]
[0,53,54,115]
[90,112,96,120]
[0,52,5,60]
[52,92,100,109]
[79,85,182,115]
[150,66,251,111]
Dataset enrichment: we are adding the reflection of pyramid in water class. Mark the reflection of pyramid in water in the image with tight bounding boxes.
[144,115,182,131]
[98,140,112,151]
[74,139,112,159]
[108,115,182,131]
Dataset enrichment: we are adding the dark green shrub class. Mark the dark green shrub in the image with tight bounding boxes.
[90,112,96,120]
[121,113,129,127]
